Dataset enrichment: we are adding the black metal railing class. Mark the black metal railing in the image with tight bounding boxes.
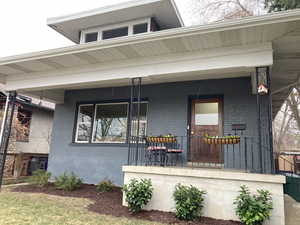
[127,134,275,174]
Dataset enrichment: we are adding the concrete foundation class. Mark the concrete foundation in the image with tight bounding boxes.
[123,166,286,225]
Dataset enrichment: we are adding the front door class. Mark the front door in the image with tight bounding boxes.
[189,97,223,164]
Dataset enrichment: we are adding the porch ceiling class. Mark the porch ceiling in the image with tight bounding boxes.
[0,10,300,115]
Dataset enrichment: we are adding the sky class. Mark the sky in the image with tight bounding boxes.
[0,0,199,58]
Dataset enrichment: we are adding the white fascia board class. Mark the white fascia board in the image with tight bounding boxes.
[1,9,300,66]
[5,43,273,91]
[170,0,184,26]
[47,0,163,25]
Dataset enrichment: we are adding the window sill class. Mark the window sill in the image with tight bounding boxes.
[69,142,129,148]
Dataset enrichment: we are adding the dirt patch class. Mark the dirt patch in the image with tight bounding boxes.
[12,184,242,225]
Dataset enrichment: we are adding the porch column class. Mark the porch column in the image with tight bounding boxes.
[127,77,142,165]
[0,91,17,189]
[255,67,274,174]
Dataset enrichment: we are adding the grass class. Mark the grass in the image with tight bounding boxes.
[0,186,165,225]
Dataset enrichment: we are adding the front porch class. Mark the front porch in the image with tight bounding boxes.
[122,165,285,225]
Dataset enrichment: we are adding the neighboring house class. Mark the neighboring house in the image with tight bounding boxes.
[1,0,300,224]
[277,150,300,174]
[0,92,54,177]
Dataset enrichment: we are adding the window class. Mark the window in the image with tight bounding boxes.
[102,27,128,40]
[93,103,128,143]
[85,32,98,43]
[75,105,93,142]
[133,23,148,34]
[16,108,32,142]
[74,102,148,144]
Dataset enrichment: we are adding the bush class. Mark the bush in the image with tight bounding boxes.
[28,169,51,187]
[54,172,83,191]
[173,184,206,221]
[96,180,114,192]
[123,178,153,213]
[234,185,273,225]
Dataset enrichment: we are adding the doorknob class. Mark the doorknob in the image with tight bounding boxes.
[191,131,195,135]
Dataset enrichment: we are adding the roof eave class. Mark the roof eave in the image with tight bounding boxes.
[1,9,300,66]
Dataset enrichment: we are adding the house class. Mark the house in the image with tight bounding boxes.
[277,151,300,174]
[0,92,54,178]
[1,0,300,224]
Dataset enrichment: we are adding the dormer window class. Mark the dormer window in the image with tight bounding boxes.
[102,27,129,40]
[80,18,156,44]
[85,32,98,43]
[133,23,148,34]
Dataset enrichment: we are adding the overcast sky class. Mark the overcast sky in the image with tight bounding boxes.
[0,0,200,58]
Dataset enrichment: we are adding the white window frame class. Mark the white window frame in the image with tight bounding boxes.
[75,104,94,143]
[91,102,129,144]
[80,18,151,44]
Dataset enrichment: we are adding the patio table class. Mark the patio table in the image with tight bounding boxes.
[145,137,183,166]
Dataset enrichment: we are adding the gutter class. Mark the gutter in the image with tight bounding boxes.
[1,9,300,66]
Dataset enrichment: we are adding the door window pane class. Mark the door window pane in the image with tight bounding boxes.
[195,102,218,125]
[93,103,128,143]
[75,105,93,142]
[85,32,98,43]
[102,27,128,40]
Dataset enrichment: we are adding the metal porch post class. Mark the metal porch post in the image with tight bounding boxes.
[256,67,274,174]
[256,68,263,173]
[266,67,275,174]
[127,78,142,165]
[135,77,142,165]
[0,91,17,189]
[127,79,134,165]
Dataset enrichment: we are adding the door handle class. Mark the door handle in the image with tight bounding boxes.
[191,131,195,135]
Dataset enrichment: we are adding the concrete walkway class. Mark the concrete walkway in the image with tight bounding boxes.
[285,195,300,225]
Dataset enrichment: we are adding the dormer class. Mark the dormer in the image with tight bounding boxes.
[47,0,183,44]
[80,17,159,44]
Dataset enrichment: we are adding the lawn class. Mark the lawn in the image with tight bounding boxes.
[0,186,164,225]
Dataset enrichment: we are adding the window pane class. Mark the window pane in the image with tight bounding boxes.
[133,23,148,34]
[93,104,128,143]
[16,109,32,142]
[131,103,148,137]
[102,27,128,40]
[85,32,98,43]
[195,103,218,125]
[76,105,93,142]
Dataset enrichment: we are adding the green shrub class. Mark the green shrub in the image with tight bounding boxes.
[54,172,83,191]
[173,184,206,221]
[123,178,153,213]
[234,185,273,225]
[28,170,51,187]
[96,180,114,192]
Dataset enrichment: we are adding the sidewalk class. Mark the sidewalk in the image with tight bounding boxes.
[285,194,300,225]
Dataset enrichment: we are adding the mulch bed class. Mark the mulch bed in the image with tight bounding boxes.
[12,184,242,225]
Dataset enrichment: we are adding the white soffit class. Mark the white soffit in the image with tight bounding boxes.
[1,9,300,77]
[47,0,183,43]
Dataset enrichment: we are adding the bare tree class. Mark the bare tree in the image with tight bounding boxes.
[188,0,265,24]
[273,87,300,152]
[273,103,292,152]
[287,87,300,131]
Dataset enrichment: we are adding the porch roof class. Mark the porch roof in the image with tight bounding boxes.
[1,10,300,116]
